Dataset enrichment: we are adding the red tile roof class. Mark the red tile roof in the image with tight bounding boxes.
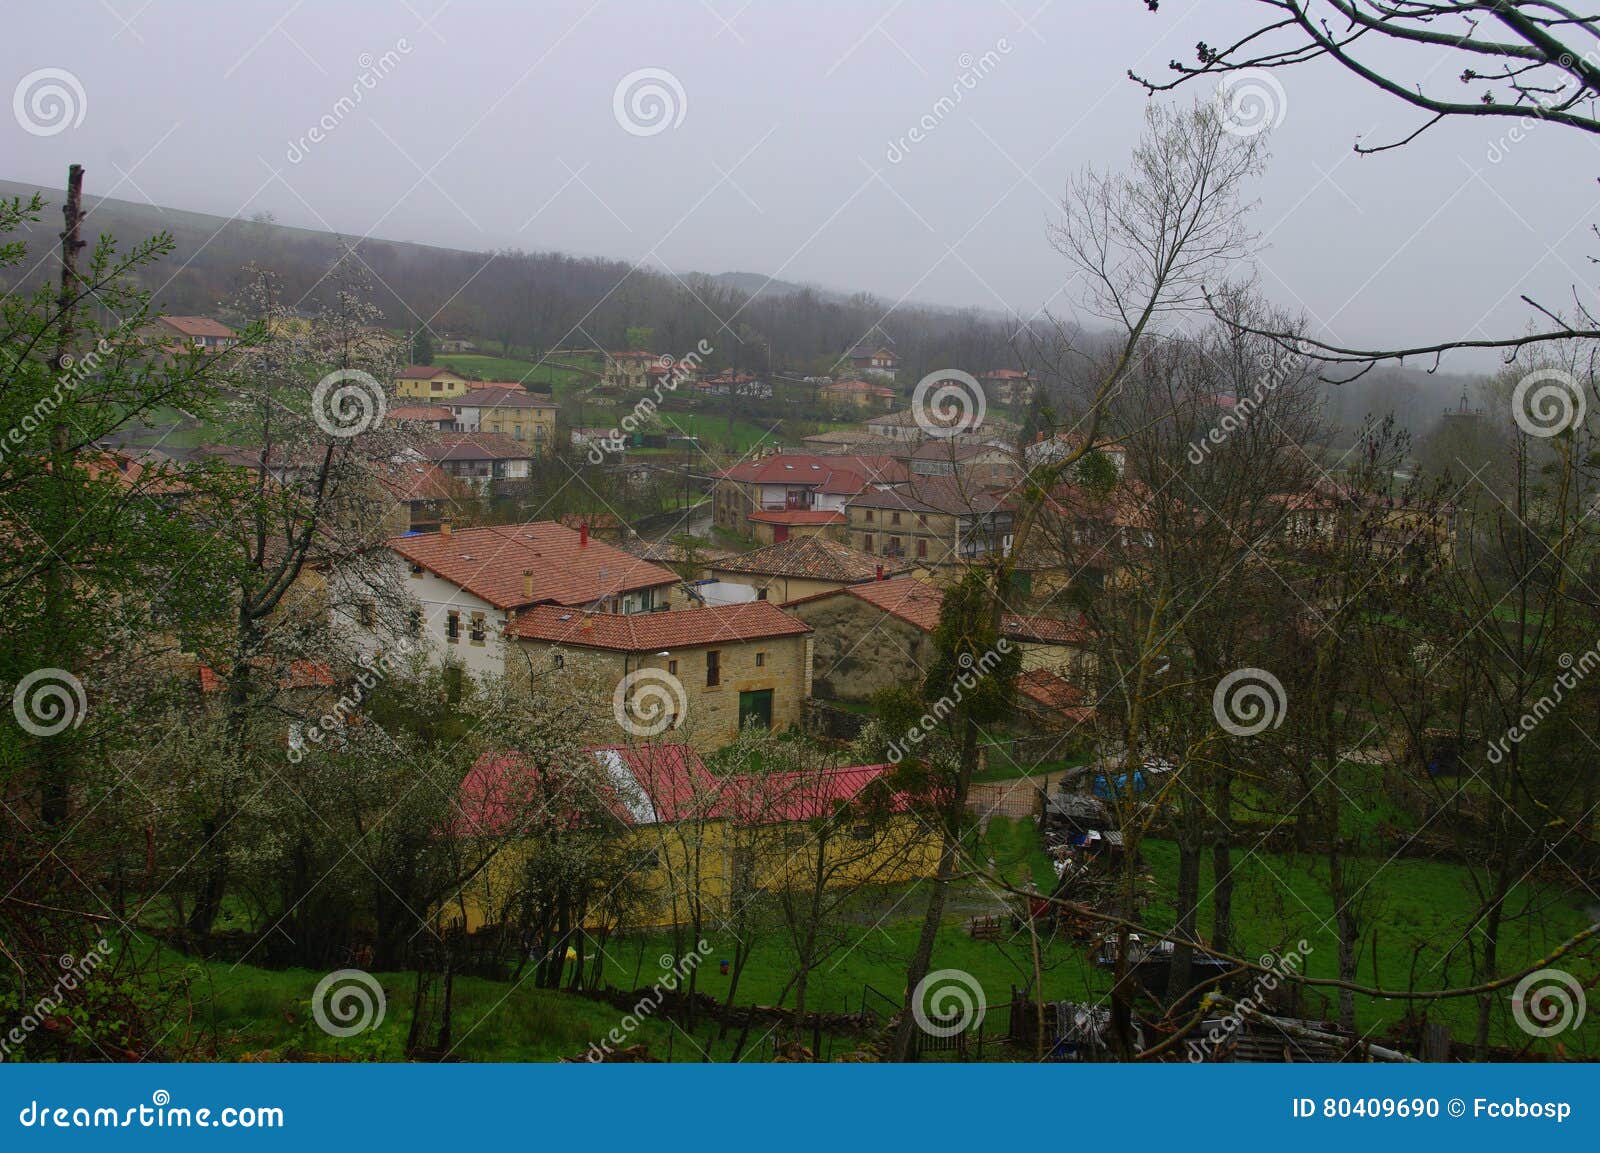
[505,600,810,650]
[451,386,556,410]
[373,460,463,504]
[717,453,905,489]
[710,536,908,582]
[423,431,536,462]
[982,369,1030,381]
[388,404,455,423]
[397,365,459,380]
[159,316,236,339]
[198,660,333,694]
[389,522,678,610]
[847,475,1008,515]
[797,576,1091,645]
[823,378,896,396]
[1016,668,1095,722]
[748,509,847,526]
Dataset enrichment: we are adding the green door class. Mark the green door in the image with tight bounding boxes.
[738,688,774,731]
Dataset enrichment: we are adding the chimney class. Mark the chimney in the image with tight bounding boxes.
[439,521,452,537]
[581,614,593,631]
[579,521,589,547]
[876,564,885,581]
[522,570,534,600]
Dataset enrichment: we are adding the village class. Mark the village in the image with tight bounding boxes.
[3,2,1597,1089]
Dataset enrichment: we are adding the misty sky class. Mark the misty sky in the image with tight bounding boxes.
[4,1,1592,369]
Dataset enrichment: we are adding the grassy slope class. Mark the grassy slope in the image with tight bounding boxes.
[142,819,1591,1060]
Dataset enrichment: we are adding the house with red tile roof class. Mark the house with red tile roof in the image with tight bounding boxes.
[601,350,659,390]
[146,316,238,351]
[394,364,471,400]
[711,451,907,545]
[387,404,456,430]
[415,431,537,491]
[844,476,1014,567]
[787,574,1092,701]
[505,600,813,751]
[845,343,899,380]
[449,743,939,930]
[374,521,680,677]
[442,386,556,453]
[979,368,1035,406]
[820,377,897,410]
[706,535,913,602]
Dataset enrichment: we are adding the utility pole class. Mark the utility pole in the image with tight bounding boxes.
[41,164,86,825]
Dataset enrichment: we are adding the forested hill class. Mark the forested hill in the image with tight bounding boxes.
[0,176,1019,377]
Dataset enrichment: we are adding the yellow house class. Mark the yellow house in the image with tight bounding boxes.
[504,601,814,752]
[395,365,471,400]
[448,744,940,933]
[444,385,557,452]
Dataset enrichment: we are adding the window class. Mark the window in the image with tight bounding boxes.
[891,512,901,525]
[918,514,928,527]
[851,823,874,841]
[706,650,721,687]
[632,848,660,872]
[668,659,678,676]
[864,509,875,523]
[410,562,424,578]
[408,608,423,637]
[755,651,766,668]
[553,653,565,669]
[917,538,928,559]
[469,612,486,644]
[358,599,376,628]
[756,587,768,601]
[446,611,460,642]
[863,534,874,553]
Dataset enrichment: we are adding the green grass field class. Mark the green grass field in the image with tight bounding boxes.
[125,818,1592,1060]
[435,353,598,395]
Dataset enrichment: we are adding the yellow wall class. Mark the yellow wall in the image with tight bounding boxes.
[480,404,556,451]
[395,369,470,399]
[452,809,938,934]
[507,633,813,753]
